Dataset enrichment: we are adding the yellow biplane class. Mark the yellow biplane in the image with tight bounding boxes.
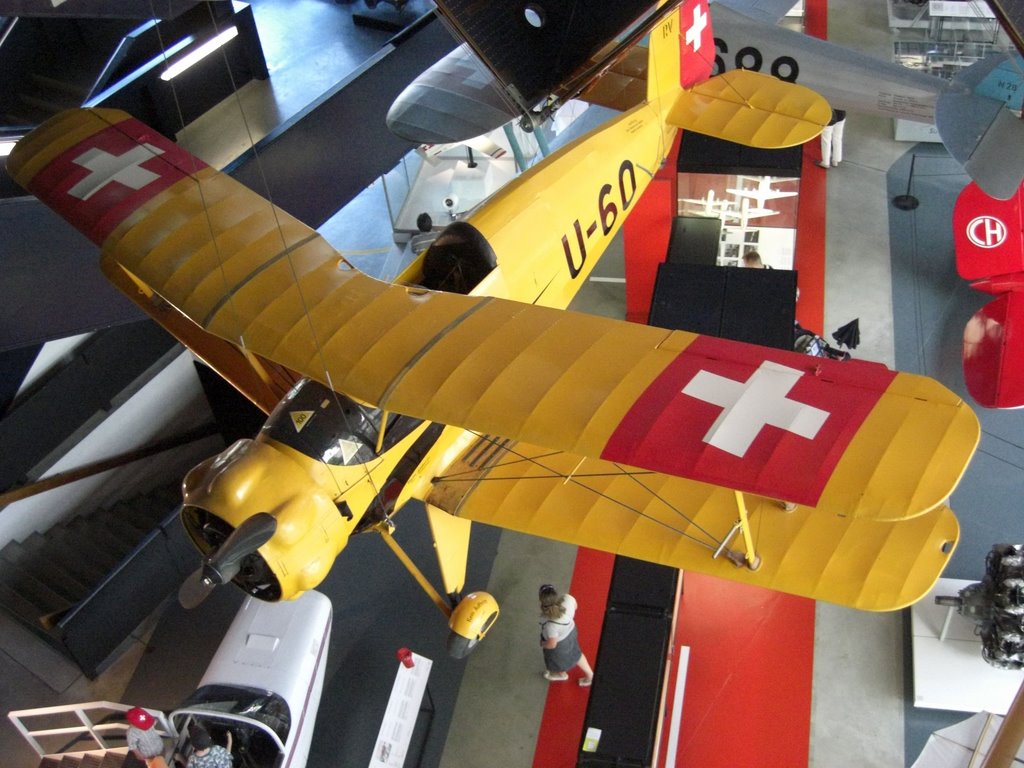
[8,0,978,655]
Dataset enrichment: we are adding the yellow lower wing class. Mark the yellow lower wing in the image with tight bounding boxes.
[668,69,832,147]
[427,436,958,611]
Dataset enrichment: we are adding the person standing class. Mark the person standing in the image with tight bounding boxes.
[125,707,167,768]
[819,107,846,168]
[741,250,768,268]
[538,584,594,687]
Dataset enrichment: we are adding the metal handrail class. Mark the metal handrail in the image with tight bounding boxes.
[8,701,175,757]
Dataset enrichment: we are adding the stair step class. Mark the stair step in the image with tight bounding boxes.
[16,92,66,118]
[1,112,36,131]
[87,506,151,545]
[103,751,139,768]
[77,753,104,768]
[103,501,159,535]
[0,580,59,635]
[38,757,64,768]
[62,518,136,561]
[86,483,182,535]
[45,525,123,567]
[0,562,72,618]
[0,551,89,603]
[28,73,90,100]
[152,483,184,509]
[20,533,108,587]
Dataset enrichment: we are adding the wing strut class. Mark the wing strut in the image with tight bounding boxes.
[712,491,766,571]
[374,521,453,619]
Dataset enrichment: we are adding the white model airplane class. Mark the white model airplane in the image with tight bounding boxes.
[680,189,734,217]
[725,175,799,205]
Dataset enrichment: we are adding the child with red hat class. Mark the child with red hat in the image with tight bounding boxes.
[126,707,167,767]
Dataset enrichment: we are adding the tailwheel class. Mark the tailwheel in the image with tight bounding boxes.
[446,591,500,658]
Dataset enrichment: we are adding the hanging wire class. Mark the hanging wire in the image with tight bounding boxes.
[145,0,381,505]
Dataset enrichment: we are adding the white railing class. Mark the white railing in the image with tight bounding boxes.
[8,701,175,758]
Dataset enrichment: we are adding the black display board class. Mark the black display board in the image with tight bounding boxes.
[678,132,803,177]
[578,557,678,767]
[648,263,797,350]
[665,216,722,267]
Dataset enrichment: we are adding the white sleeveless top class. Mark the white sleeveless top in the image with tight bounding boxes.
[539,594,578,642]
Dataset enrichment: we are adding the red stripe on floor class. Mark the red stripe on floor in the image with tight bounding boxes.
[796,0,829,335]
[657,5,828,766]
[657,575,816,768]
[796,149,827,334]
[532,547,615,768]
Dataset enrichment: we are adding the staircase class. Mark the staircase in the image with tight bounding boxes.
[0,481,179,628]
[9,701,173,768]
[38,751,146,768]
[0,480,198,677]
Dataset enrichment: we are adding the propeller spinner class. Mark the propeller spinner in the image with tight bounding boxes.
[179,512,278,609]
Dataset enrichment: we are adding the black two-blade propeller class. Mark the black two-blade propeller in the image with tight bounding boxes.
[178,512,277,609]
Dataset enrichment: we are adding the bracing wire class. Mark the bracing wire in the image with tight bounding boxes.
[146,0,381,505]
[432,431,729,552]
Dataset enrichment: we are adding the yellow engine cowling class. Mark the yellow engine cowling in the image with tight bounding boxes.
[181,438,358,601]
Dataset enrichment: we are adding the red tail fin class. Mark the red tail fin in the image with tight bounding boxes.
[963,291,1024,408]
[953,180,1024,281]
[954,180,1024,407]
[679,0,714,88]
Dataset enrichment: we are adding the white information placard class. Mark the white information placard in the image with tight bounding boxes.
[368,652,433,767]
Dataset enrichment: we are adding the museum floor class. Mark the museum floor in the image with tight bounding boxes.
[2,1,1022,767]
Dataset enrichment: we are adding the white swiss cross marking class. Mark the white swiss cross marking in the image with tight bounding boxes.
[682,360,830,457]
[685,4,708,53]
[68,144,164,201]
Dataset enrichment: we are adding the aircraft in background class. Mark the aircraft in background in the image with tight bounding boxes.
[387,0,1024,200]
[953,177,1024,409]
[726,175,798,204]
[10,0,979,656]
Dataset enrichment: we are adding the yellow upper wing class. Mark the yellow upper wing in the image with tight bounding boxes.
[9,108,979,524]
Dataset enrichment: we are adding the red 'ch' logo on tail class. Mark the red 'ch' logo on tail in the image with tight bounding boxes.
[679,0,713,88]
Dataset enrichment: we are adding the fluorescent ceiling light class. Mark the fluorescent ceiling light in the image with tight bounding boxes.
[160,26,238,82]
[0,141,17,158]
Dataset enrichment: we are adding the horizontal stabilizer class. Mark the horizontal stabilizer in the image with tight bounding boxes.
[973,53,1024,110]
[667,69,831,148]
[715,0,804,25]
[963,291,1024,409]
[936,55,1024,201]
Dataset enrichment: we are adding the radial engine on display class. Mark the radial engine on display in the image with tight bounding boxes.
[936,544,1024,670]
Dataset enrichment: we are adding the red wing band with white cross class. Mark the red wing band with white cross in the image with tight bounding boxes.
[25,113,206,245]
[600,336,897,506]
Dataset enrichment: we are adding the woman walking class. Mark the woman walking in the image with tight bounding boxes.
[538,584,594,686]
